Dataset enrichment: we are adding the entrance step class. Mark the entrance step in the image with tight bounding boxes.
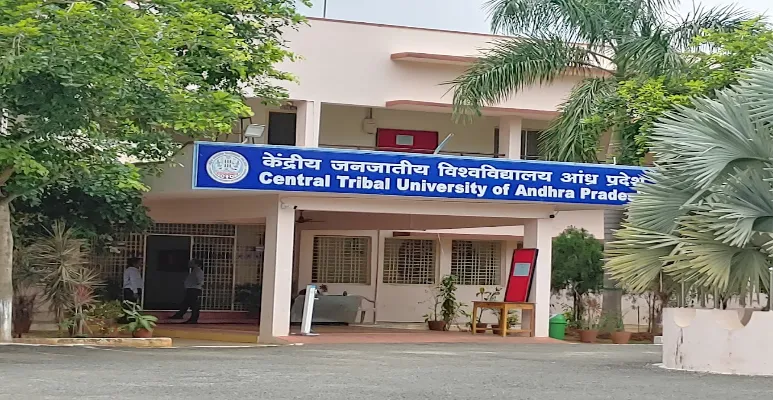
[147,311,257,325]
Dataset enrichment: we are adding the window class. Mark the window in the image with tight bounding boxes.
[451,240,502,285]
[312,236,371,284]
[383,238,436,284]
[520,130,542,160]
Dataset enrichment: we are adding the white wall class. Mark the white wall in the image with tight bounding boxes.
[277,19,582,111]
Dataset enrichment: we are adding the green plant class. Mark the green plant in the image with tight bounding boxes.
[506,311,520,328]
[421,286,443,323]
[122,301,158,333]
[551,227,604,323]
[598,312,625,334]
[234,284,262,316]
[438,275,465,330]
[581,297,601,331]
[473,286,503,324]
[606,54,773,299]
[90,300,124,321]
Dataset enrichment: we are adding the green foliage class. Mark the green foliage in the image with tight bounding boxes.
[438,275,464,330]
[450,0,753,164]
[122,301,158,332]
[0,0,306,230]
[552,227,604,295]
[613,19,773,161]
[606,53,773,297]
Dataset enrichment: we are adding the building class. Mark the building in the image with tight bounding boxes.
[96,18,644,342]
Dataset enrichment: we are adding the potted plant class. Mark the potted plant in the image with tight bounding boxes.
[600,311,631,344]
[122,301,158,338]
[493,311,520,335]
[88,300,124,337]
[422,286,445,331]
[579,297,601,343]
[472,286,502,333]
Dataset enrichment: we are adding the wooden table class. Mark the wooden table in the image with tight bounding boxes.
[471,301,536,337]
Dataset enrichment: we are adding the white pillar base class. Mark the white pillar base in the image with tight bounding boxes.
[523,218,553,337]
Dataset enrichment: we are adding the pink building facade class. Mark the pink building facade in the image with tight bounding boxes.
[116,19,643,342]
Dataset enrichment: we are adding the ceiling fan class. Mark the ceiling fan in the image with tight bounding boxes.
[296,211,324,224]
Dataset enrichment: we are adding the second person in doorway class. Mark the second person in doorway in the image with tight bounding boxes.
[170,259,205,324]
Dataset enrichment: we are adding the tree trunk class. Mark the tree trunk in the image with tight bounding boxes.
[602,209,624,319]
[0,201,13,342]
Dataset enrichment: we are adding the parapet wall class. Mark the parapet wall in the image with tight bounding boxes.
[663,308,773,376]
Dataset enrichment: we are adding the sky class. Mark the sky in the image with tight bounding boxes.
[295,0,769,34]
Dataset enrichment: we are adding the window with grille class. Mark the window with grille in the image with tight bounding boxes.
[451,240,502,285]
[311,236,370,284]
[383,238,437,284]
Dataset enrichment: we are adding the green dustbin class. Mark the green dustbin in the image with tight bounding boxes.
[548,314,567,340]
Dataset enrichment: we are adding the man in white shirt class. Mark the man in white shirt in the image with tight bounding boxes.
[122,258,143,304]
[170,259,205,324]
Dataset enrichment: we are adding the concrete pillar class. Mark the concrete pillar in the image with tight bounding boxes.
[523,218,553,337]
[438,236,453,278]
[499,116,523,159]
[259,196,296,342]
[295,100,321,147]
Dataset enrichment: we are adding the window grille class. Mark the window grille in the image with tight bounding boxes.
[193,236,235,310]
[147,223,235,237]
[382,238,436,284]
[451,240,502,285]
[312,236,370,284]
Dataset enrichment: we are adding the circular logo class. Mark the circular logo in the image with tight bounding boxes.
[206,151,249,184]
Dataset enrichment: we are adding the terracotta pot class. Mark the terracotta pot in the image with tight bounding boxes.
[579,329,599,343]
[427,321,446,331]
[610,331,632,344]
[475,322,488,333]
[132,328,153,338]
[491,324,502,335]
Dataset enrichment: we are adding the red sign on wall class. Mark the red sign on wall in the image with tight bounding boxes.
[504,249,538,303]
[376,129,439,153]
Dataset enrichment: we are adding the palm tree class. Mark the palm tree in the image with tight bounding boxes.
[606,53,773,310]
[449,0,750,318]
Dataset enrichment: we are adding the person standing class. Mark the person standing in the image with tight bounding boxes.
[170,259,204,324]
[122,258,143,304]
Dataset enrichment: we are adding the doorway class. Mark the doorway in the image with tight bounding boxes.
[144,235,191,310]
[267,111,297,145]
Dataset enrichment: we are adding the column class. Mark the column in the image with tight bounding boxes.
[523,218,553,337]
[498,116,523,159]
[259,196,296,343]
[295,100,321,147]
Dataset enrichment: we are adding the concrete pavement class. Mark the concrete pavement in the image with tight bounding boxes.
[0,343,768,399]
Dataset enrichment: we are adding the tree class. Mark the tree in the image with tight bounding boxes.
[449,1,756,321]
[0,0,306,341]
[551,227,604,323]
[606,52,773,305]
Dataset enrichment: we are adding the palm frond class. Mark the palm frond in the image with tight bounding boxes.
[616,31,687,76]
[667,5,753,50]
[625,169,700,233]
[738,52,773,124]
[537,76,614,162]
[449,37,607,119]
[485,0,605,43]
[649,90,773,189]
[605,224,680,293]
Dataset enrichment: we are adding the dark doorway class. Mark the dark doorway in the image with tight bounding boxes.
[267,112,297,145]
[144,235,191,310]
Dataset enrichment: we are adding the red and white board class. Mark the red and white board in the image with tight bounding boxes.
[504,248,538,303]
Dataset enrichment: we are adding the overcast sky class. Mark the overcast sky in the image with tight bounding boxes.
[296,0,769,34]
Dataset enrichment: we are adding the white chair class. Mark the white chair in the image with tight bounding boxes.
[352,295,376,324]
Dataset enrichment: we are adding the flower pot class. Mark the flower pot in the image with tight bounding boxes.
[579,329,599,343]
[610,331,632,344]
[475,322,488,334]
[491,324,502,335]
[427,321,446,331]
[132,328,153,338]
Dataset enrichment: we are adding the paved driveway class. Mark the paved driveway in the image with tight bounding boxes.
[0,343,768,399]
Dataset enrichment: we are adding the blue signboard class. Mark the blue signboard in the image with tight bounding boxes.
[192,142,646,206]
